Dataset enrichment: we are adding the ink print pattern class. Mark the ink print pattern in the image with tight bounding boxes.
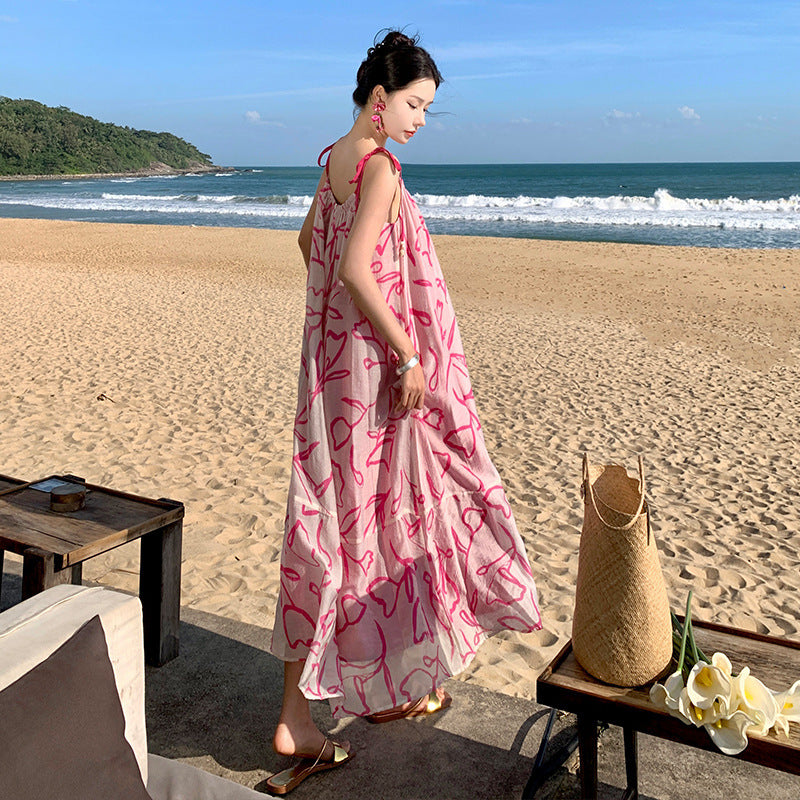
[270,148,542,718]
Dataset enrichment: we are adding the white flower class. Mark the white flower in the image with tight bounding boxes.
[772,679,800,736]
[711,652,733,676]
[655,594,800,755]
[686,659,733,724]
[650,671,692,724]
[650,671,702,725]
[733,666,779,735]
[706,709,756,755]
[650,671,683,711]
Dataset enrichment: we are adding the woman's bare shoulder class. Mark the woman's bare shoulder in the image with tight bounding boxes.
[326,140,360,197]
[328,140,398,203]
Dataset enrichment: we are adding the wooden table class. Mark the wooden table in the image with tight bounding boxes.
[535,621,800,799]
[0,474,183,666]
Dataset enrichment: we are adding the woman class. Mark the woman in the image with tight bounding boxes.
[267,30,542,794]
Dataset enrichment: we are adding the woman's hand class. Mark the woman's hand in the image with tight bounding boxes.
[395,362,425,412]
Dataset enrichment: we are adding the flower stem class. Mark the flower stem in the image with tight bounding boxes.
[677,591,693,674]
[688,611,700,666]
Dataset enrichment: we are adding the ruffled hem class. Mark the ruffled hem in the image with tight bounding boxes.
[270,489,542,717]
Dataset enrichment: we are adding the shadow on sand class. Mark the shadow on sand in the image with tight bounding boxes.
[6,564,798,799]
[143,605,559,799]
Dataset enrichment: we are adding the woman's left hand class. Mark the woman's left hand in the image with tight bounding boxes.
[395,363,425,412]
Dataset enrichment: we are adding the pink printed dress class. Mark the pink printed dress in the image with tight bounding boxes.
[270,146,542,718]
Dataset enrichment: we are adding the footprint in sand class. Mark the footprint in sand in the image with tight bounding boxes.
[717,568,748,590]
[720,554,752,571]
[684,539,716,558]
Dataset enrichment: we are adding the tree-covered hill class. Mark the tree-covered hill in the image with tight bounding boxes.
[0,97,217,176]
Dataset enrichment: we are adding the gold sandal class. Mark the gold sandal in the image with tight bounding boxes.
[365,690,452,723]
[265,739,353,795]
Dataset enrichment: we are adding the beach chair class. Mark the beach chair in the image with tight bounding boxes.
[0,584,264,799]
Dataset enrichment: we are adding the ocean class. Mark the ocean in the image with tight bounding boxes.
[1,161,799,248]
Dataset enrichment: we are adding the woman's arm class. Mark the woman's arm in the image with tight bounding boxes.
[338,154,424,411]
[298,171,327,268]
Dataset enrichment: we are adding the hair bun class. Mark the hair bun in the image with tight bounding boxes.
[352,29,441,109]
[367,30,418,60]
[380,31,417,49]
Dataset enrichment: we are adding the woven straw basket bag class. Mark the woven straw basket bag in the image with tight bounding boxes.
[572,454,672,687]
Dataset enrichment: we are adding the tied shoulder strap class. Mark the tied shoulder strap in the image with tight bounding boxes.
[349,147,402,207]
[317,143,335,170]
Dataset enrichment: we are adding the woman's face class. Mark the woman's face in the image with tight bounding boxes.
[377,78,436,145]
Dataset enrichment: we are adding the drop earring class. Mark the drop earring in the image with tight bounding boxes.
[371,100,386,133]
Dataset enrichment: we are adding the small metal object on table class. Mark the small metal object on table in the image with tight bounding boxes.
[0,473,183,666]
[533,621,800,799]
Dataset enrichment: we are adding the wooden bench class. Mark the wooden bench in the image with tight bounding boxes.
[534,619,800,799]
[0,474,183,666]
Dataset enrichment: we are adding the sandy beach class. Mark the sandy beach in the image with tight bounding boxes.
[2,217,800,700]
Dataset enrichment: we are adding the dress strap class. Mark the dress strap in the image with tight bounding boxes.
[317,144,335,171]
[349,147,402,207]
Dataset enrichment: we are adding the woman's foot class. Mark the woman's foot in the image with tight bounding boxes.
[273,720,346,761]
[266,737,353,795]
[365,686,452,723]
[267,660,354,794]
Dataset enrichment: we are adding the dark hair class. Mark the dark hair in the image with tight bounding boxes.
[352,30,442,108]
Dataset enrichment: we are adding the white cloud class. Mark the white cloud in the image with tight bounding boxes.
[603,109,642,125]
[244,111,285,128]
[678,105,700,120]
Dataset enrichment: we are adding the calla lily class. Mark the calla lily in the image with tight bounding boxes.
[650,671,684,711]
[650,671,693,725]
[772,679,800,736]
[733,666,779,735]
[686,659,733,722]
[711,652,733,676]
[773,679,800,720]
[705,709,755,756]
[684,696,727,727]
[709,653,737,715]
[652,594,800,754]
[676,686,696,723]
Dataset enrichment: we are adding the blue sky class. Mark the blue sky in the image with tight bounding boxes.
[1,0,798,165]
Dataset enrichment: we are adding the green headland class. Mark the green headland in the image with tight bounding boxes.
[0,97,222,178]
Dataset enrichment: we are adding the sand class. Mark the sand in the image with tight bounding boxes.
[2,217,799,699]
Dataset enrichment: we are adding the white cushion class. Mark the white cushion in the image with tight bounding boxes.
[146,754,266,800]
[0,585,148,784]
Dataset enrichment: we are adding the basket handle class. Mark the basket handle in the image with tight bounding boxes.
[582,453,646,532]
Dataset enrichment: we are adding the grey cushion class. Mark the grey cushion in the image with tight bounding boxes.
[147,754,267,800]
[0,615,152,800]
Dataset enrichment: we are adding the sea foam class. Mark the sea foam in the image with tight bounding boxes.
[412,190,800,231]
[2,187,798,230]
[2,165,799,247]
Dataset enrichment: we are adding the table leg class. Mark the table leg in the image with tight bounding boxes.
[139,518,182,666]
[22,548,73,599]
[622,726,639,800]
[577,713,599,800]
